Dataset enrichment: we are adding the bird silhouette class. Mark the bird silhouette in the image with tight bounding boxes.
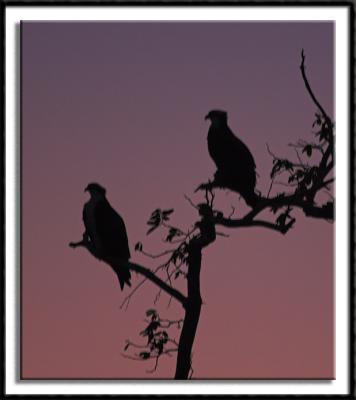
[83,183,131,290]
[204,110,258,207]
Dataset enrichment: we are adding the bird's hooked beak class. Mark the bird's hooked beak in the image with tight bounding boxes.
[84,186,89,192]
[204,113,210,121]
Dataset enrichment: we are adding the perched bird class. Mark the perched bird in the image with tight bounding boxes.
[83,183,131,290]
[204,110,258,207]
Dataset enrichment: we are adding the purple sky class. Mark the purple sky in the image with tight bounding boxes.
[21,21,334,379]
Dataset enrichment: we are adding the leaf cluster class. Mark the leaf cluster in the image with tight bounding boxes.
[146,208,174,235]
[165,227,183,243]
[288,166,319,192]
[270,159,294,179]
[134,207,191,281]
[313,112,333,143]
[124,309,176,361]
[170,244,189,269]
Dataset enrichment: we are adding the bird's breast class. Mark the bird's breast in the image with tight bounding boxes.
[84,200,98,234]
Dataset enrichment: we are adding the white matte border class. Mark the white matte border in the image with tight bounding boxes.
[5,5,351,396]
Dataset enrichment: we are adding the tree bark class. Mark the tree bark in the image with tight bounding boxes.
[174,243,202,379]
[174,209,216,379]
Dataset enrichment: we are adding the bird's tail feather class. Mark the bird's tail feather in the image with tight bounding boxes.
[111,263,132,291]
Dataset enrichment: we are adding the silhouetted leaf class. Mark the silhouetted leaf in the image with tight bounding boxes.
[157,342,164,355]
[134,242,143,252]
[284,160,294,171]
[270,206,278,214]
[316,123,330,142]
[165,227,182,242]
[147,332,154,344]
[276,213,287,226]
[302,145,312,157]
[270,160,282,178]
[290,170,305,183]
[147,225,159,235]
[162,209,174,221]
[319,129,328,142]
[313,113,322,127]
[139,352,150,360]
[271,159,296,179]
[171,249,184,265]
[146,209,166,234]
[147,321,160,332]
[146,309,157,318]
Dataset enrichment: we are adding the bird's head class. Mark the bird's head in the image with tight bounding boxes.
[205,110,228,125]
[85,182,106,198]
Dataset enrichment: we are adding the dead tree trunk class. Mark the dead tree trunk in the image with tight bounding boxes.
[174,205,216,379]
[175,243,202,379]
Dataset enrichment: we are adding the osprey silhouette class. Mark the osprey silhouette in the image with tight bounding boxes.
[205,110,258,207]
[83,183,131,290]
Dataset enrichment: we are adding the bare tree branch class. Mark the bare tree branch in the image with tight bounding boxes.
[69,238,187,307]
[214,214,296,234]
[300,49,332,125]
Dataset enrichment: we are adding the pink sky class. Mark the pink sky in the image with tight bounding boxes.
[21,21,334,379]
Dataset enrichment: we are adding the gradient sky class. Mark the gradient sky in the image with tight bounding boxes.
[22,21,334,379]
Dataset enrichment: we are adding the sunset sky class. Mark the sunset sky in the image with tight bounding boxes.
[21,21,334,379]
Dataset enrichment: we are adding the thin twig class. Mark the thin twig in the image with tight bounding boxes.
[141,249,176,259]
[300,49,332,124]
[184,194,199,210]
[228,205,236,218]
